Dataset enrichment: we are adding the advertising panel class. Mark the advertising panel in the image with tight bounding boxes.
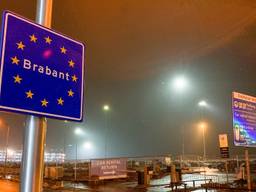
[232,92,256,147]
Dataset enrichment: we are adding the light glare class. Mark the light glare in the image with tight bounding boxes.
[74,128,84,135]
[198,100,207,107]
[103,105,110,111]
[7,148,15,156]
[172,75,188,93]
[83,141,92,149]
[199,122,207,130]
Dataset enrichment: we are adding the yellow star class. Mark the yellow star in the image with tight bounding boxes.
[68,89,74,97]
[45,36,52,44]
[11,56,20,65]
[13,75,22,84]
[29,34,37,43]
[26,90,34,99]
[57,97,64,105]
[71,75,78,82]
[68,60,75,67]
[60,46,67,54]
[41,99,48,107]
[16,41,25,50]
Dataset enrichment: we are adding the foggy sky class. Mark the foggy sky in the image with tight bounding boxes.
[0,0,256,159]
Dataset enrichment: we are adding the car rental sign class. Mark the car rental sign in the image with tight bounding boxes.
[232,92,256,147]
[90,158,127,180]
[0,11,85,121]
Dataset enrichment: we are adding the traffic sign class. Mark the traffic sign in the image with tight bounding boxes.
[232,92,256,147]
[0,11,85,121]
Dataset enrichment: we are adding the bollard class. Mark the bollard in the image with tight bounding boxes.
[171,164,177,183]
[144,166,149,186]
[184,183,187,191]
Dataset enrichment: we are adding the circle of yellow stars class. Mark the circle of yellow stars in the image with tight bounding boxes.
[10,33,79,108]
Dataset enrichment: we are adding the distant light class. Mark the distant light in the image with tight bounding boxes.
[74,128,84,135]
[199,122,207,130]
[198,100,208,107]
[7,149,15,156]
[172,75,188,93]
[68,144,73,147]
[103,105,110,111]
[83,141,92,149]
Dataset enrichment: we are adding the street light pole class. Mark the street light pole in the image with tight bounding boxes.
[73,127,85,182]
[202,125,206,160]
[198,100,208,160]
[75,143,77,181]
[182,127,185,158]
[103,105,110,158]
[171,75,189,162]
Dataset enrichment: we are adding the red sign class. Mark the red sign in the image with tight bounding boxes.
[90,158,127,180]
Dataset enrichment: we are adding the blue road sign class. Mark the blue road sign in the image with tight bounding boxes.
[232,92,256,147]
[0,11,85,121]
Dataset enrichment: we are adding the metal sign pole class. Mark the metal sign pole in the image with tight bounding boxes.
[20,0,52,192]
[245,148,251,191]
[20,116,47,192]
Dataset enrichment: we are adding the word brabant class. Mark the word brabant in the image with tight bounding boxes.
[23,59,70,81]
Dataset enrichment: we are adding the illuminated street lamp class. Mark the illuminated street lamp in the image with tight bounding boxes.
[172,75,189,93]
[74,127,84,135]
[103,104,110,111]
[83,141,92,150]
[198,100,208,107]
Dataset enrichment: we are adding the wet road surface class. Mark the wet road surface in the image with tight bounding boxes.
[0,180,19,192]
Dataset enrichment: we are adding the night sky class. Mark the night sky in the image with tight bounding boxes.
[0,0,256,159]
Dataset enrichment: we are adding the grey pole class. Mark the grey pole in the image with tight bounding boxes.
[202,126,206,160]
[75,143,77,181]
[20,116,47,192]
[245,148,251,191]
[20,1,52,192]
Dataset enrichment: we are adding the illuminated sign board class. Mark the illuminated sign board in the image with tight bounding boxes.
[232,92,256,147]
[219,134,228,148]
[219,134,229,158]
[90,158,127,180]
